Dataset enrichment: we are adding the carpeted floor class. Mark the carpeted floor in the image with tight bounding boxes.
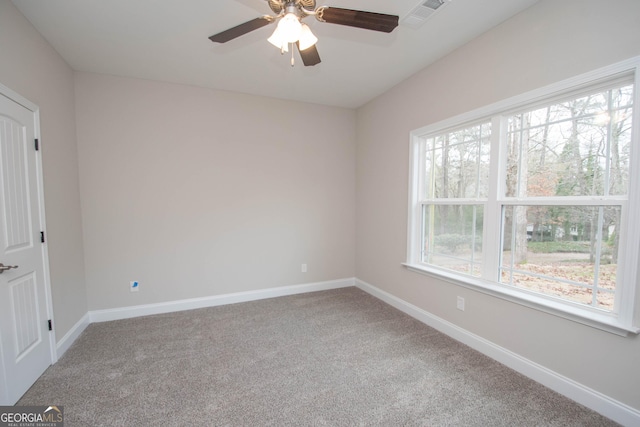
[19,287,617,426]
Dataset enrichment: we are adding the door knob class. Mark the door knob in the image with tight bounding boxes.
[0,263,18,273]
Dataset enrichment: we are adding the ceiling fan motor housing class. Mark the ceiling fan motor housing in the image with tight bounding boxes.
[268,0,316,15]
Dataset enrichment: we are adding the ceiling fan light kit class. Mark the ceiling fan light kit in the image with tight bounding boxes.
[209,0,399,67]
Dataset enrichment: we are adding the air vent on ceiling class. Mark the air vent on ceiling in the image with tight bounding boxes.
[401,0,450,29]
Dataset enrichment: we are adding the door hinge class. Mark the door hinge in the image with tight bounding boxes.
[40,231,45,243]
[35,138,39,151]
[48,319,52,331]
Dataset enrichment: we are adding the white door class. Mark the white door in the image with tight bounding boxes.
[0,92,53,405]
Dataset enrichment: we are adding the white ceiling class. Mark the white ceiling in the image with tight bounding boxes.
[13,0,538,108]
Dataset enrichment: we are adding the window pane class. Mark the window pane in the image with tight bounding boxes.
[422,204,483,277]
[500,205,621,311]
[423,122,491,199]
[505,84,632,198]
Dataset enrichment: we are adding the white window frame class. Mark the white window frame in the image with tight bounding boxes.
[405,57,640,336]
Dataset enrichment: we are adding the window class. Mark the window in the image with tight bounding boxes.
[418,122,490,277]
[406,58,640,335]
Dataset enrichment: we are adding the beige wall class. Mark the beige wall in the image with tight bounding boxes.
[0,0,87,342]
[356,0,640,411]
[74,73,356,310]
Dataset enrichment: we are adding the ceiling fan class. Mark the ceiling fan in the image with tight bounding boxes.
[209,0,399,66]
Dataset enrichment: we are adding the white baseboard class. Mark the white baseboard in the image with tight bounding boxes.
[55,312,90,360]
[355,278,640,427]
[89,277,355,323]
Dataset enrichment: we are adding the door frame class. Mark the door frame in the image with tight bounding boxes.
[0,83,56,404]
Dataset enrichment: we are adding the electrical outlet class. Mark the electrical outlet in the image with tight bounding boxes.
[130,281,140,292]
[456,296,465,311]
[301,264,307,273]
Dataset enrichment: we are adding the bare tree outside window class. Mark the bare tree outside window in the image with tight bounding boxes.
[500,84,632,310]
[413,80,634,313]
[421,122,490,277]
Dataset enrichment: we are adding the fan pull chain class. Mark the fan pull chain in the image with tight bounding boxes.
[291,43,295,67]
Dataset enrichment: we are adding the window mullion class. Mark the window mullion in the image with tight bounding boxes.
[482,115,505,282]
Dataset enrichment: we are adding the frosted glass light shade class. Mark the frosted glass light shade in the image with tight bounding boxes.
[268,27,289,52]
[298,24,317,51]
[278,13,302,43]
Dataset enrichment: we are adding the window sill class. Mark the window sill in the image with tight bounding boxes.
[402,263,640,337]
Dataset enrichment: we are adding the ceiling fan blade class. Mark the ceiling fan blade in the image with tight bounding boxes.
[209,16,274,43]
[317,7,399,33]
[297,42,321,66]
